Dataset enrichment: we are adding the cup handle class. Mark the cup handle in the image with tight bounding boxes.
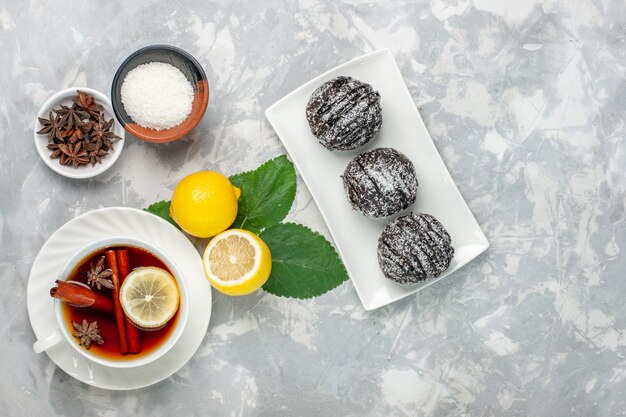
[33,329,63,353]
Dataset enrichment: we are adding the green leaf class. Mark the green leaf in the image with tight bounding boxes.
[260,223,348,299]
[229,155,296,234]
[144,200,180,229]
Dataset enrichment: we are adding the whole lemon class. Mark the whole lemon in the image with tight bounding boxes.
[170,171,241,238]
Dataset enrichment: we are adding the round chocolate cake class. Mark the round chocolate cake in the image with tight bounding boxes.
[342,148,418,218]
[377,213,454,285]
[306,76,382,151]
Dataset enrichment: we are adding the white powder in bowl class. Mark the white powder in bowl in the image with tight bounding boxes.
[120,62,194,130]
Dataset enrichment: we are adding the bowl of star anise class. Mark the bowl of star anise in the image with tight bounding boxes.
[33,88,125,179]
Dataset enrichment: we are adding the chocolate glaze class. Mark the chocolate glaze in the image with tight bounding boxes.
[306,76,382,151]
[377,213,454,284]
[342,148,418,218]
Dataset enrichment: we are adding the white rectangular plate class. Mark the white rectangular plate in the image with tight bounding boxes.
[265,49,489,310]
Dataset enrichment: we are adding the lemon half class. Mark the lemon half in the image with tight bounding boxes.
[119,267,180,329]
[203,229,272,296]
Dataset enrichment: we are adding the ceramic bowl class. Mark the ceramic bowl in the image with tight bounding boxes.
[33,87,125,179]
[110,45,209,143]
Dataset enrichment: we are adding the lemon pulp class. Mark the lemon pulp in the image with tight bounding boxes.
[119,267,180,329]
[203,229,272,296]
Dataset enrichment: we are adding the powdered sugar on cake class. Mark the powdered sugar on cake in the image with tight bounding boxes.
[342,148,418,218]
[377,213,454,285]
[306,76,382,151]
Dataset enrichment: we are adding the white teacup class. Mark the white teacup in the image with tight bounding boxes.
[32,236,189,368]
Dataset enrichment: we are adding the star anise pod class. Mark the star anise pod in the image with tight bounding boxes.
[81,120,95,133]
[47,143,63,160]
[37,111,63,143]
[61,127,85,144]
[54,104,87,130]
[72,319,104,349]
[86,142,109,166]
[91,114,121,151]
[74,90,104,119]
[85,256,114,289]
[58,142,89,168]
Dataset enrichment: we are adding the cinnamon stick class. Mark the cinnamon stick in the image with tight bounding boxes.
[117,249,142,354]
[105,250,128,354]
[50,280,114,313]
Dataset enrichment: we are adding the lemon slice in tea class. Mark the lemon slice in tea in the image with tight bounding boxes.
[119,267,180,329]
[203,229,271,296]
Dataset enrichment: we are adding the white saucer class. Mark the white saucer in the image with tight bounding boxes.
[26,207,212,390]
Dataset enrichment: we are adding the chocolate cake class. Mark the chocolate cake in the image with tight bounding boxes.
[377,213,454,284]
[305,76,382,151]
[342,148,418,218]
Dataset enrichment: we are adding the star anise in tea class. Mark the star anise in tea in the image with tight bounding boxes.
[37,111,63,143]
[86,256,114,289]
[36,91,122,169]
[72,319,104,349]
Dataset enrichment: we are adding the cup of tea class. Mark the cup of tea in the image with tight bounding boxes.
[33,236,189,368]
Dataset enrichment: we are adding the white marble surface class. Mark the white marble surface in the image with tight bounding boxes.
[1,0,625,415]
